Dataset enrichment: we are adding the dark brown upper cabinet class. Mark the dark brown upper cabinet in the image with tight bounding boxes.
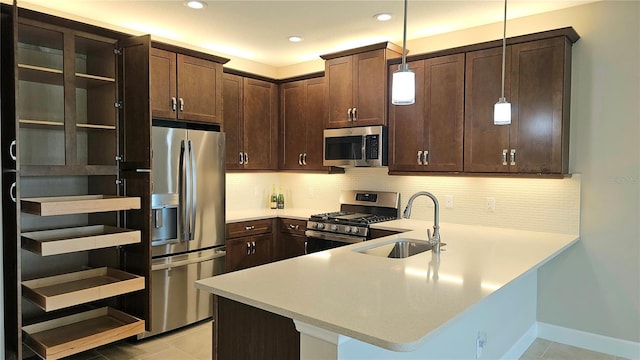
[279,76,327,171]
[321,42,402,128]
[223,72,278,170]
[388,53,465,173]
[150,46,224,124]
[15,18,119,176]
[464,35,574,174]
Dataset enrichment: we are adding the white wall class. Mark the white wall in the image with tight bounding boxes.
[228,171,580,235]
[226,0,639,345]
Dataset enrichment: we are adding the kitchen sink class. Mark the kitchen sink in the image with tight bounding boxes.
[355,238,433,258]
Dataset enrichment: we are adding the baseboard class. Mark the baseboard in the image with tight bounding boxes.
[501,323,538,359]
[537,322,640,359]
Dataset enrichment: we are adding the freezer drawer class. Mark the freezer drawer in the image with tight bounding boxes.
[139,247,225,339]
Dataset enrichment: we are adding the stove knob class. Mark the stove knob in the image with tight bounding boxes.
[317,223,325,230]
[330,224,338,231]
[351,227,360,234]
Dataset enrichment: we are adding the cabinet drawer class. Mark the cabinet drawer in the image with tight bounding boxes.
[279,218,307,236]
[226,219,273,239]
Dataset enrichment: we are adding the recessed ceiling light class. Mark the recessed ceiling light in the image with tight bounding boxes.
[288,36,303,43]
[185,1,207,10]
[375,13,392,21]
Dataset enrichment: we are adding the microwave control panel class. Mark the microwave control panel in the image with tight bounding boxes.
[365,135,379,160]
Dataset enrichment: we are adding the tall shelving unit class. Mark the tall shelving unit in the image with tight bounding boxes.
[6,10,149,360]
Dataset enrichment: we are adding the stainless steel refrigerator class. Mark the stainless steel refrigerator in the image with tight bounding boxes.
[139,120,226,339]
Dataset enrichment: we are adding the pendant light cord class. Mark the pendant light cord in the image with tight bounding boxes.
[401,0,408,69]
[500,0,507,99]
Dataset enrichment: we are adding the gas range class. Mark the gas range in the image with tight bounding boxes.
[307,211,397,238]
[305,190,400,249]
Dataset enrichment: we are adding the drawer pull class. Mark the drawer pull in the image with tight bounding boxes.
[244,225,255,231]
[289,224,299,230]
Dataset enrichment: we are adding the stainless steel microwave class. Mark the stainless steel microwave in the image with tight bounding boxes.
[323,126,387,167]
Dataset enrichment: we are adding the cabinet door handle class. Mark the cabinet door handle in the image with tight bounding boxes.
[171,97,177,111]
[417,150,423,165]
[239,152,244,165]
[347,108,353,121]
[244,152,249,165]
[298,153,303,166]
[510,149,516,166]
[502,149,508,166]
[251,241,256,255]
[246,242,251,255]
[244,225,255,231]
[423,150,429,165]
[179,98,185,112]
[352,107,357,121]
[9,140,16,161]
[302,153,307,165]
[304,241,308,255]
[9,182,16,203]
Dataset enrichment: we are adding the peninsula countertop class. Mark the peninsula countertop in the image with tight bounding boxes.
[196,220,579,352]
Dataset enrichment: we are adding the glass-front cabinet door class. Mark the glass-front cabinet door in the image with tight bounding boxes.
[17,19,117,175]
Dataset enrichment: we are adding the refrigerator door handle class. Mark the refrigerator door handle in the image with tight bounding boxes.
[179,140,189,241]
[151,249,226,271]
[189,139,197,242]
[185,140,193,245]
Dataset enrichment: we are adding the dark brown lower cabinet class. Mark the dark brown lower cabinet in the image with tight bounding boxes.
[369,228,402,239]
[277,218,308,261]
[214,296,299,360]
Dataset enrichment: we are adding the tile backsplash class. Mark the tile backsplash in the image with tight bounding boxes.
[226,168,580,235]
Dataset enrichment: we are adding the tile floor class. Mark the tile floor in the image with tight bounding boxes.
[62,323,628,360]
[64,320,213,360]
[519,338,630,360]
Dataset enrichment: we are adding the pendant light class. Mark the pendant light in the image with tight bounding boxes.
[391,0,415,105]
[494,0,511,125]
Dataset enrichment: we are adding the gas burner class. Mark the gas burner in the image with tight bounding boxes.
[306,191,400,240]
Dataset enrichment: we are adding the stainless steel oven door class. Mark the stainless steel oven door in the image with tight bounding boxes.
[305,229,366,253]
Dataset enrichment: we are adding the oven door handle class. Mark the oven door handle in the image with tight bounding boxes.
[305,230,366,244]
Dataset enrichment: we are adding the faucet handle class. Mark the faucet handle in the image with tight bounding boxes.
[427,228,432,241]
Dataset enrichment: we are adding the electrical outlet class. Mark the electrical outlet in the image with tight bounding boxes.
[445,195,454,208]
[476,331,487,359]
[486,197,495,212]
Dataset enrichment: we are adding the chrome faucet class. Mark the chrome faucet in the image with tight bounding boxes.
[403,191,442,253]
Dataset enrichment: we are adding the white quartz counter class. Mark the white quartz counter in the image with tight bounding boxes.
[226,208,330,223]
[196,220,578,352]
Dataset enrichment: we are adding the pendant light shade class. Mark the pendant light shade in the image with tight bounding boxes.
[494,97,511,125]
[494,0,511,125]
[391,0,415,105]
[392,64,415,105]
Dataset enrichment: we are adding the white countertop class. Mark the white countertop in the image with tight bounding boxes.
[197,219,579,352]
[226,208,330,223]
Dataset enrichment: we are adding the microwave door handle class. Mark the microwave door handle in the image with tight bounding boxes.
[361,135,367,164]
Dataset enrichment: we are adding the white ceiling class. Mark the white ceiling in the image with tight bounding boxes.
[17,0,595,68]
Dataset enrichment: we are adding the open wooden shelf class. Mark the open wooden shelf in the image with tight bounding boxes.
[22,307,144,360]
[76,123,117,130]
[21,195,141,216]
[22,225,140,256]
[22,267,145,312]
[18,119,65,128]
[18,64,64,86]
[75,72,116,89]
